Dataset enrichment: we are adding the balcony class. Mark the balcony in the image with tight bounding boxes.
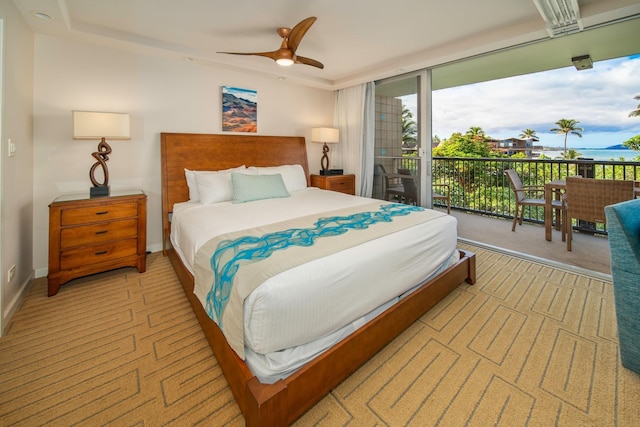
[373,156,640,276]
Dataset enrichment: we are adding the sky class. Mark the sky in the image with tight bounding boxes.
[427,55,640,149]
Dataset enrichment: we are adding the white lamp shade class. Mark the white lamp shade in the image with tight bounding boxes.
[311,127,339,144]
[73,111,131,140]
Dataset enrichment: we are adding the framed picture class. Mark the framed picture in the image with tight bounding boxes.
[221,86,257,132]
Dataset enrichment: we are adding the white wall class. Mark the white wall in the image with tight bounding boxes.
[32,35,335,277]
[0,0,34,331]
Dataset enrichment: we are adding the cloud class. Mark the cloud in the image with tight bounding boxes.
[431,56,640,147]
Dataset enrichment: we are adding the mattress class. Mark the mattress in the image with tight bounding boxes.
[243,250,459,383]
[171,188,458,380]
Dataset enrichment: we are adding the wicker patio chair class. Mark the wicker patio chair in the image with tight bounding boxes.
[433,184,451,214]
[376,164,406,202]
[398,170,452,212]
[504,169,565,233]
[397,168,418,205]
[378,165,451,211]
[564,177,635,251]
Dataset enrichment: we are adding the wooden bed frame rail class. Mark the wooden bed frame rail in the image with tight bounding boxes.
[167,247,475,426]
[160,132,476,426]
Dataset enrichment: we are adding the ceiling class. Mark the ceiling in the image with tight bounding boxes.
[12,0,640,90]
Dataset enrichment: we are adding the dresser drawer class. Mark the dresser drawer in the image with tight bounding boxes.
[60,238,138,270]
[61,202,138,226]
[60,219,138,249]
[327,179,355,194]
[310,174,356,195]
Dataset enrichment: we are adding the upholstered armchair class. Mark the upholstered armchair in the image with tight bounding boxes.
[605,198,640,374]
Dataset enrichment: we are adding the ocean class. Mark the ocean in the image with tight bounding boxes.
[538,149,639,161]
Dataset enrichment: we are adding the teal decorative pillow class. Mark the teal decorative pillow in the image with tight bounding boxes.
[231,172,290,203]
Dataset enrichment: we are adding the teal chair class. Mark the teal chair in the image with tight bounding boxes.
[605,198,640,374]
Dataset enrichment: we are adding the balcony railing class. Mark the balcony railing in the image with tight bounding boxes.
[374,156,640,232]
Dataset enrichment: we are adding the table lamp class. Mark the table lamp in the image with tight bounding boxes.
[311,127,339,175]
[73,111,130,197]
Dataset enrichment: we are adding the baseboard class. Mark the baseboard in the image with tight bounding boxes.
[2,270,34,337]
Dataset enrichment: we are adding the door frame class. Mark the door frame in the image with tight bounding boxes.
[375,69,433,207]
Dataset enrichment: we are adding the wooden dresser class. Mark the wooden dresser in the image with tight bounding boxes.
[48,190,147,296]
[310,174,356,195]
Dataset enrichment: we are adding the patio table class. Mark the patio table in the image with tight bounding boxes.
[544,179,566,241]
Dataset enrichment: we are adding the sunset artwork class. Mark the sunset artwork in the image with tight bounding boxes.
[222,86,257,132]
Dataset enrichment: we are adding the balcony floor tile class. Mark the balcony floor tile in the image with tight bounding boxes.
[448,209,611,276]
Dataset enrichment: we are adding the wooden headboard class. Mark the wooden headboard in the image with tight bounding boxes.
[160,132,310,252]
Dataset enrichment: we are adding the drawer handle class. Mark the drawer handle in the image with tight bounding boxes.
[96,211,109,215]
[95,250,108,255]
[95,230,108,235]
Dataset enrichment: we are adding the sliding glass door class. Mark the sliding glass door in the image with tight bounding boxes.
[373,70,433,207]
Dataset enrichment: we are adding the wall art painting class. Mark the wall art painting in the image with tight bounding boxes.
[222,86,257,132]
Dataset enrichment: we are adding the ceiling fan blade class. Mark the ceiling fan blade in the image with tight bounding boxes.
[217,51,278,60]
[288,17,317,53]
[218,17,322,69]
[295,55,324,69]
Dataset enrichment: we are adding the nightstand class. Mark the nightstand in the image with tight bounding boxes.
[47,190,147,296]
[310,174,356,195]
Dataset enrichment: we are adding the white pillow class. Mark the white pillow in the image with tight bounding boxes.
[185,166,245,202]
[231,172,290,203]
[247,164,307,193]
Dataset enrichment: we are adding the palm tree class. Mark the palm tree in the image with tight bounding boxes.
[466,126,486,141]
[629,95,640,117]
[623,134,640,151]
[550,119,583,158]
[401,107,417,147]
[564,148,582,159]
[519,128,538,141]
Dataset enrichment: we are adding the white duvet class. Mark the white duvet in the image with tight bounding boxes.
[171,188,458,381]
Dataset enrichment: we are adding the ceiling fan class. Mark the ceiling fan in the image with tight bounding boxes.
[218,17,324,69]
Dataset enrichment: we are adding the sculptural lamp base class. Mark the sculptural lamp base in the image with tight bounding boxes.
[72,111,131,200]
[90,185,110,197]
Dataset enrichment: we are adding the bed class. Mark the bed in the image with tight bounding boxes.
[160,132,476,426]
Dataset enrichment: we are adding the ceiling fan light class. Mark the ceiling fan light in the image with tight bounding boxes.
[276,58,294,66]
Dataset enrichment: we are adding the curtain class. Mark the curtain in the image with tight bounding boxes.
[333,81,375,197]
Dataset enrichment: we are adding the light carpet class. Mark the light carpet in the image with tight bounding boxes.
[1,244,638,426]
